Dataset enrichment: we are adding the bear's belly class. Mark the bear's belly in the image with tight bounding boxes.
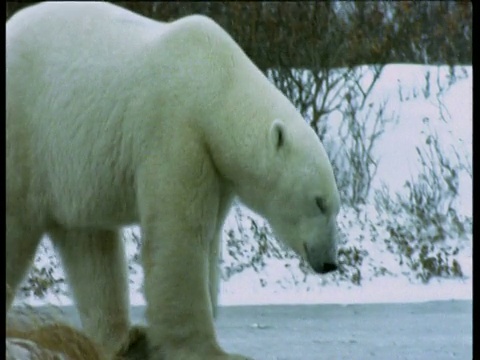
[52,205,138,230]
[49,186,139,230]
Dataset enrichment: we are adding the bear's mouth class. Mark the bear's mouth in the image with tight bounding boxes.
[303,242,309,258]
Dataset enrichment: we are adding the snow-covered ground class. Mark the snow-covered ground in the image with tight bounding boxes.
[16,64,472,308]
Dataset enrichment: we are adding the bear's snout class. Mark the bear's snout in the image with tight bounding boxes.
[303,243,338,274]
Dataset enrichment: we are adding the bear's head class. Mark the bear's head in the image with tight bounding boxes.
[236,117,340,275]
[183,20,341,273]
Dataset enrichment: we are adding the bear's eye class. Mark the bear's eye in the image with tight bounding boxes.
[315,196,327,214]
[276,126,284,149]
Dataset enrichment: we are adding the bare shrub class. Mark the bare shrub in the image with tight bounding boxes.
[374,118,471,283]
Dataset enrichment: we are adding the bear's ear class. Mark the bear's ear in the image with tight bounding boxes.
[269,119,286,151]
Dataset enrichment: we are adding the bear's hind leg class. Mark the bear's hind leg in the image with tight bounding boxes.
[209,193,233,319]
[49,228,132,356]
[6,215,43,310]
[208,231,221,319]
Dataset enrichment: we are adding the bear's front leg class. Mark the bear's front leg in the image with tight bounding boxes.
[138,170,252,359]
[142,221,246,360]
[136,145,255,360]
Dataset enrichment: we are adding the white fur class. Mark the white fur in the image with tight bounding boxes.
[6,2,340,359]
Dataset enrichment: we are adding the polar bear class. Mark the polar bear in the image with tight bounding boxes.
[6,2,340,360]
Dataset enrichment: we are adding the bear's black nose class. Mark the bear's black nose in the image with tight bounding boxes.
[322,263,338,273]
[311,261,338,274]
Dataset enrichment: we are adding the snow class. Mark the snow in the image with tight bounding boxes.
[371,66,472,210]
[16,64,472,309]
[220,266,472,306]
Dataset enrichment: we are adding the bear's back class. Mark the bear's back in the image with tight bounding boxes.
[6,2,170,227]
[6,2,248,228]
[7,2,168,64]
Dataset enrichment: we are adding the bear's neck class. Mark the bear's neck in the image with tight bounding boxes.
[198,62,298,210]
